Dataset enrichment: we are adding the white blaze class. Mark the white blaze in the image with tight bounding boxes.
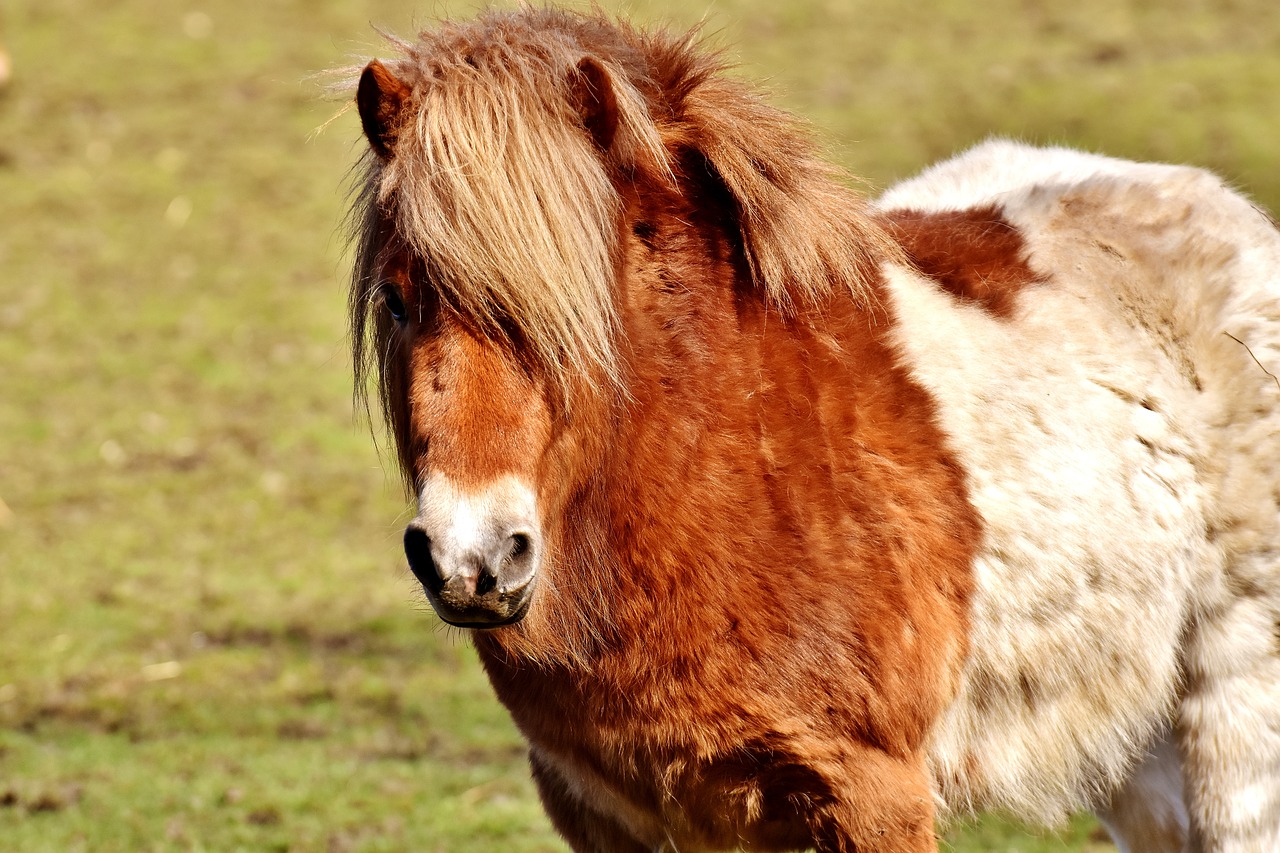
[417,472,540,572]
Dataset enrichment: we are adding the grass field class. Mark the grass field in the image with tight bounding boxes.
[2,0,1278,849]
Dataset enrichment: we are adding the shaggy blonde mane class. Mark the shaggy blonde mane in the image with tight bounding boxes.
[349,7,898,424]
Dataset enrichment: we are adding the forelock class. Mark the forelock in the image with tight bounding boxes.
[369,13,660,387]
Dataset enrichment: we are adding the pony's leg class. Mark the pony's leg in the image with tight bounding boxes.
[806,750,939,853]
[528,748,652,853]
[1094,730,1190,853]
[1177,567,1280,852]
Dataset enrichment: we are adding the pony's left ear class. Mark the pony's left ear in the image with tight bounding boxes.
[570,57,619,153]
[357,60,411,160]
[567,55,668,182]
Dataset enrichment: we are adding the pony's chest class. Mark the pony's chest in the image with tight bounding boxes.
[531,739,814,853]
[534,743,672,847]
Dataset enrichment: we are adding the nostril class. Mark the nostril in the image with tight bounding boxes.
[475,533,534,598]
[508,532,530,562]
[403,526,439,590]
[502,532,538,575]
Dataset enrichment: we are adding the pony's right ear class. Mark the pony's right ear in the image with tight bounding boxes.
[570,57,619,153]
[357,60,411,160]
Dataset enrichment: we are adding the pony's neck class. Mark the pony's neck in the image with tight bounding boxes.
[472,183,977,772]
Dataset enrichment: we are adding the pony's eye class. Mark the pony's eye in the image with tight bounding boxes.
[380,286,407,322]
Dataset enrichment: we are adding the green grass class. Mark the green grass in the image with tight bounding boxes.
[2,0,1277,849]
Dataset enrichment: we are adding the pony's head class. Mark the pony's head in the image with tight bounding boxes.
[348,9,894,645]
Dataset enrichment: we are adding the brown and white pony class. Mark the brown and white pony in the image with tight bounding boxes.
[345,9,1280,852]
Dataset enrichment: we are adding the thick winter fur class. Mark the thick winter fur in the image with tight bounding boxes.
[345,9,1280,852]
[880,140,1280,850]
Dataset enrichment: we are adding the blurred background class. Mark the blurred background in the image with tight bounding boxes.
[2,0,1277,849]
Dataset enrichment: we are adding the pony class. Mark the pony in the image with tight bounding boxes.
[344,8,1280,852]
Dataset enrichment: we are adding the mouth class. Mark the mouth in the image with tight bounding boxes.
[423,584,534,629]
